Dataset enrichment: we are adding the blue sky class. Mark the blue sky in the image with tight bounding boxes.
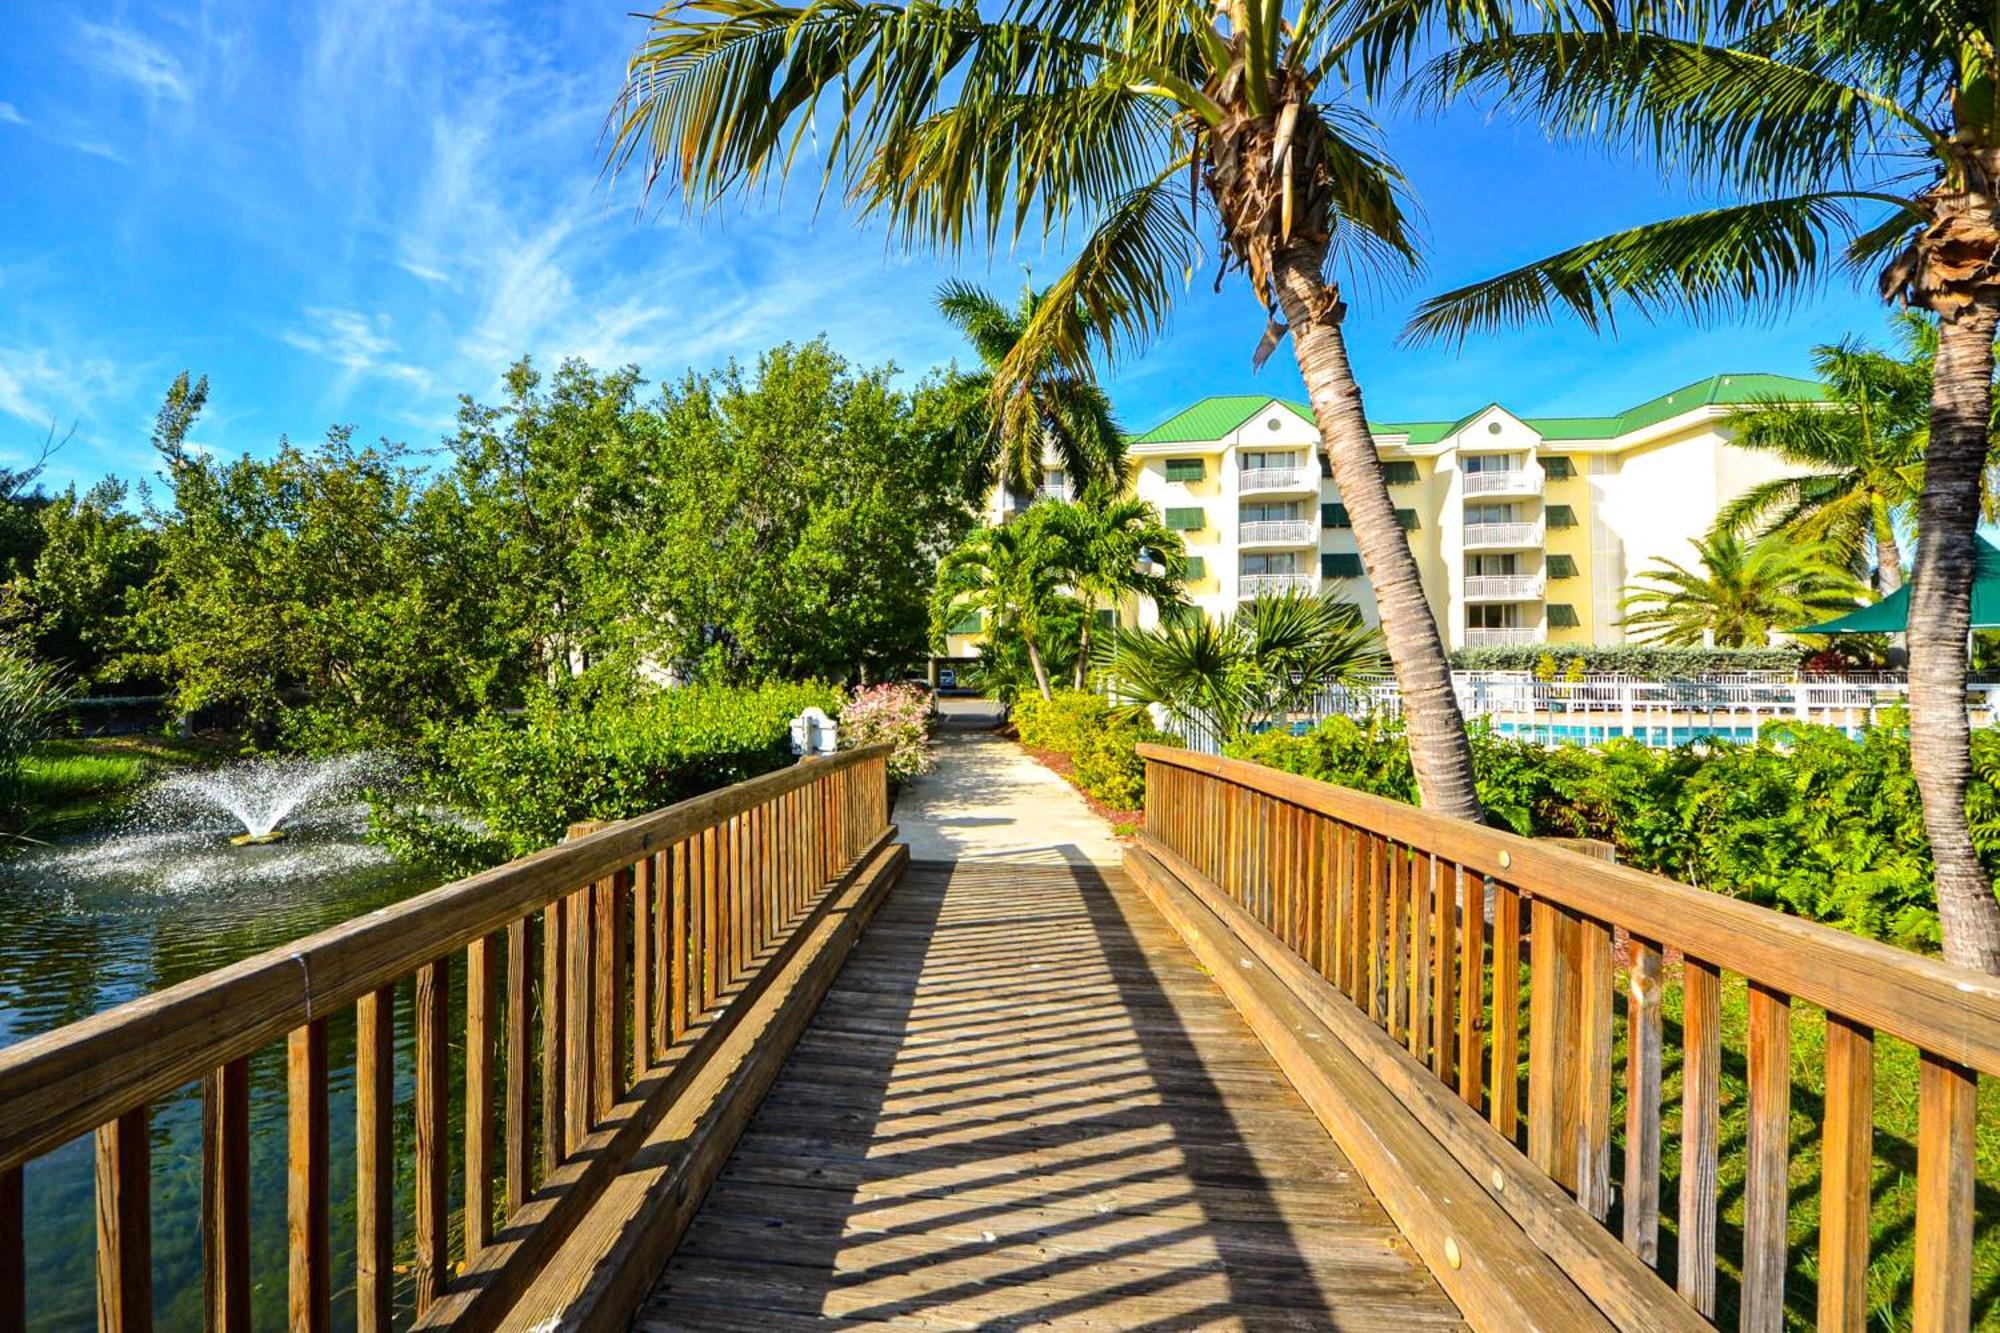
[2,1,1891,493]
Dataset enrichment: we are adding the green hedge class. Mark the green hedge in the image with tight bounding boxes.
[1227,715,2000,951]
[1013,689,1176,811]
[374,681,841,873]
[1449,644,1809,674]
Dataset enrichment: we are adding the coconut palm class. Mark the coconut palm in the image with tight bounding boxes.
[1719,321,1929,593]
[605,0,1490,820]
[1101,588,1388,741]
[1619,530,1867,650]
[935,281,1128,504]
[1040,490,1187,687]
[932,520,1071,700]
[1409,8,2000,969]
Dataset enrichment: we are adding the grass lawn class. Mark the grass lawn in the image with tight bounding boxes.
[8,734,234,837]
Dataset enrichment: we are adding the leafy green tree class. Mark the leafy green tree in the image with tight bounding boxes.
[934,281,1127,502]
[1619,531,1866,649]
[605,0,1490,822]
[1411,2,2000,969]
[12,479,158,686]
[933,520,1076,700]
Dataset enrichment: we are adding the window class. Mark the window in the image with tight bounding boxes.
[948,610,983,634]
[1322,552,1363,578]
[1183,555,1206,579]
[1546,554,1578,578]
[1469,604,1518,628]
[1241,501,1301,522]
[1239,450,1299,471]
[1095,609,1119,629]
[1542,455,1575,480]
[1466,502,1516,524]
[1322,503,1351,528]
[1382,460,1419,485]
[1547,604,1581,628]
[1546,504,1578,529]
[1462,453,1517,474]
[1165,507,1205,531]
[1241,552,1299,575]
[1395,508,1420,530]
[1164,458,1206,482]
[1468,554,1517,575]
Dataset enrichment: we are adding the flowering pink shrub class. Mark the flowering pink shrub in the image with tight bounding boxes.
[840,683,935,783]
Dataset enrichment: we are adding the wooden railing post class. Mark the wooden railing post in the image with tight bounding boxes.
[96,1106,151,1333]
[287,1021,329,1333]
[203,1058,251,1333]
[355,988,395,1333]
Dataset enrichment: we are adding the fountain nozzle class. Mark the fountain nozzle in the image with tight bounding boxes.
[230,831,288,847]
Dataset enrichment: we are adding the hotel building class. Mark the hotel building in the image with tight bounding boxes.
[946,374,1825,654]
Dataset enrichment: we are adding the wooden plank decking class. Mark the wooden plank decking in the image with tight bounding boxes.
[638,859,1464,1329]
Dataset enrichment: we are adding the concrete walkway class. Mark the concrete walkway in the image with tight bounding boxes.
[893,731,1124,868]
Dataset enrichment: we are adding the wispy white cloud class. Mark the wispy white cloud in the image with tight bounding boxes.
[77,20,193,102]
[282,309,433,391]
[0,103,25,126]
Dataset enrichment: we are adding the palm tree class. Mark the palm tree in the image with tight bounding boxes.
[1409,10,2000,969]
[1041,490,1186,687]
[935,281,1128,504]
[1101,588,1388,741]
[1619,530,1866,649]
[932,520,1070,700]
[1719,321,1928,593]
[605,0,1488,821]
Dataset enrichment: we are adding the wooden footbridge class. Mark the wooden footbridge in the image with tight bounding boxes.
[1,742,1996,1329]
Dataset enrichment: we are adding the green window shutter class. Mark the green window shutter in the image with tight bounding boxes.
[1542,455,1575,480]
[948,610,983,634]
[1546,554,1578,579]
[1547,603,1580,628]
[1382,460,1419,485]
[1322,503,1351,528]
[1395,508,1420,530]
[1164,603,1202,627]
[1546,504,1577,529]
[1184,555,1206,578]
[1165,506,1205,531]
[1095,609,1118,629]
[1164,457,1206,482]
[1321,552,1364,578]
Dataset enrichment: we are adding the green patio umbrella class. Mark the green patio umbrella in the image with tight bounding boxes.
[1797,534,2000,633]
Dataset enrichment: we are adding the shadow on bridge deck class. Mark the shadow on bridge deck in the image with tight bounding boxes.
[637,857,1464,1329]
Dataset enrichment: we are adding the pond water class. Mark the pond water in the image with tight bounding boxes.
[0,778,443,1328]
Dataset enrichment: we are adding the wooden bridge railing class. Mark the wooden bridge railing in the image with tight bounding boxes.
[1136,744,2000,1331]
[0,744,894,1331]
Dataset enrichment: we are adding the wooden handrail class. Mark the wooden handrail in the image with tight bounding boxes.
[0,743,894,1330]
[1137,742,1995,1330]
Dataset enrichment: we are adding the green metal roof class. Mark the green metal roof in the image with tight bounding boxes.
[1131,374,1827,448]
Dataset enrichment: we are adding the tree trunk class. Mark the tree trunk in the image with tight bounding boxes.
[1910,302,2000,973]
[1271,251,1483,821]
[1872,494,1905,595]
[1025,635,1053,700]
[1074,599,1092,690]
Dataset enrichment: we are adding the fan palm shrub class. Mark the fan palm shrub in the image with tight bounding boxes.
[605,0,1494,820]
[1041,492,1187,687]
[1619,530,1868,648]
[931,519,1072,700]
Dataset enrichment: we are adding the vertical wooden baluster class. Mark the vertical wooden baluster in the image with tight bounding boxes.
[762,801,777,947]
[1575,916,1614,1220]
[355,988,394,1332]
[287,1022,329,1333]
[95,1105,152,1333]
[1677,957,1722,1317]
[1527,899,1579,1188]
[1622,940,1664,1266]
[1408,851,1431,1062]
[590,872,618,1117]
[505,917,530,1216]
[1912,1051,1977,1331]
[1489,883,1523,1138]
[540,900,565,1177]
[702,826,720,1009]
[645,852,664,1061]
[1387,844,1409,1043]
[564,886,592,1150]
[415,958,451,1313]
[671,840,690,1040]
[0,1164,20,1333]
[1333,825,1354,995]
[1308,817,1327,975]
[202,1059,250,1332]
[1366,834,1386,1021]
[466,934,497,1260]
[1432,854,1455,1083]
[1456,865,1485,1110]
[1817,1015,1874,1331]
[1741,982,1792,1331]
[632,854,652,1074]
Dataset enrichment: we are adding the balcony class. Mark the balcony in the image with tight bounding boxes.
[1464,627,1541,647]
[1464,574,1544,602]
[1236,467,1312,495]
[1462,520,1543,550]
[1237,572,1315,598]
[1036,484,1069,503]
[1463,468,1541,497]
[1237,519,1316,548]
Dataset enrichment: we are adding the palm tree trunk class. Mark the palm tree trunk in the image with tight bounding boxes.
[1271,252,1483,821]
[1910,303,2000,974]
[1872,495,1905,594]
[1025,634,1053,701]
[1074,599,1092,690]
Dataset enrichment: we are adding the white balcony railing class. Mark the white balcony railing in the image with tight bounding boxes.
[1464,469,1541,496]
[1464,574,1545,601]
[1237,572,1315,598]
[1463,521,1543,549]
[1464,627,1542,647]
[1237,467,1310,494]
[1036,484,1069,502]
[1237,519,1316,547]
